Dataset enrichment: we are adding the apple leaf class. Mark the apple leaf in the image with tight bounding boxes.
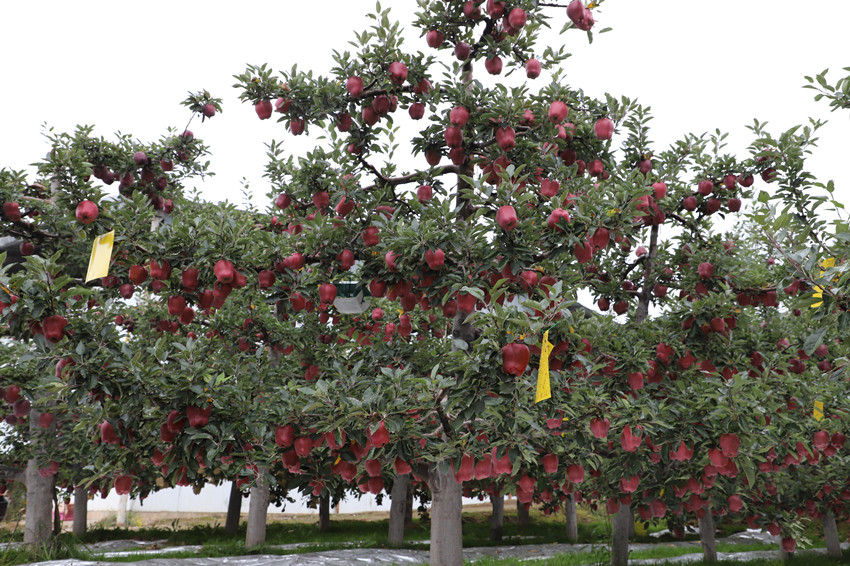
[803,326,828,356]
[452,338,468,351]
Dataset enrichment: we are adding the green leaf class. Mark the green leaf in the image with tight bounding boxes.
[452,339,468,351]
[803,326,829,356]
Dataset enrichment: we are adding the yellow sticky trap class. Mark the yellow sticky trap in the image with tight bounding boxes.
[812,258,836,308]
[85,231,114,283]
[814,400,824,422]
[535,330,554,403]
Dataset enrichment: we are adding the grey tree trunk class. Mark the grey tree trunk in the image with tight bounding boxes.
[698,511,717,563]
[823,511,842,558]
[516,498,530,528]
[429,465,463,566]
[611,503,631,566]
[779,547,794,561]
[318,492,330,532]
[245,467,270,549]
[404,481,414,529]
[388,474,410,546]
[564,494,578,543]
[72,485,87,537]
[489,493,504,542]
[24,406,55,547]
[52,492,60,535]
[224,481,242,535]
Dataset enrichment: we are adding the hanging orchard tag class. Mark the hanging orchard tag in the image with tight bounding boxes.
[85,231,115,283]
[813,400,824,422]
[535,330,554,403]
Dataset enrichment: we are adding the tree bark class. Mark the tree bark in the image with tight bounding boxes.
[611,503,631,566]
[52,491,60,535]
[224,481,242,535]
[489,493,504,542]
[698,510,717,563]
[72,485,87,537]
[823,511,842,559]
[245,467,270,549]
[516,498,529,528]
[318,491,330,532]
[24,406,55,547]
[116,492,128,527]
[429,465,463,566]
[404,480,414,529]
[388,474,410,546]
[564,494,578,543]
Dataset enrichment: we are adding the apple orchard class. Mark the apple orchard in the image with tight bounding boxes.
[1,1,849,565]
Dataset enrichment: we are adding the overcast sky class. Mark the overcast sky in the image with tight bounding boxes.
[1,1,847,211]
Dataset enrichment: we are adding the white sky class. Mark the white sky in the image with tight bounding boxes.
[1,1,848,210]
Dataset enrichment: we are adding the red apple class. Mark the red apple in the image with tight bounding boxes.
[698,179,714,195]
[319,284,337,304]
[495,126,516,151]
[424,249,445,270]
[426,29,445,48]
[485,56,503,75]
[526,58,542,79]
[254,100,273,120]
[496,205,518,231]
[388,62,408,84]
[417,184,433,203]
[445,126,463,147]
[3,202,21,222]
[502,342,530,376]
[454,42,471,60]
[75,200,99,224]
[548,101,569,123]
[362,226,380,246]
[540,179,559,198]
[508,7,527,29]
[346,76,364,97]
[408,102,425,120]
[683,195,697,211]
[594,117,614,139]
[42,315,68,343]
[450,106,470,127]
[547,208,571,230]
[114,475,133,495]
[214,259,235,284]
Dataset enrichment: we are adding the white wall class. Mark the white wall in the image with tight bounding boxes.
[87,483,485,515]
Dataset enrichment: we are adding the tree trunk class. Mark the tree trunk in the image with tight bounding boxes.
[489,493,504,542]
[698,510,717,563]
[611,503,631,566]
[387,474,410,547]
[318,491,330,532]
[52,491,60,535]
[564,494,578,543]
[516,498,529,528]
[224,481,242,535]
[72,485,87,537]
[388,474,410,546]
[245,467,270,549]
[779,547,794,561]
[24,406,55,547]
[429,465,463,566]
[116,492,128,527]
[823,511,842,559]
[404,480,414,529]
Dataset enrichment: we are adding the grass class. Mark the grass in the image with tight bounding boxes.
[1,504,849,566]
